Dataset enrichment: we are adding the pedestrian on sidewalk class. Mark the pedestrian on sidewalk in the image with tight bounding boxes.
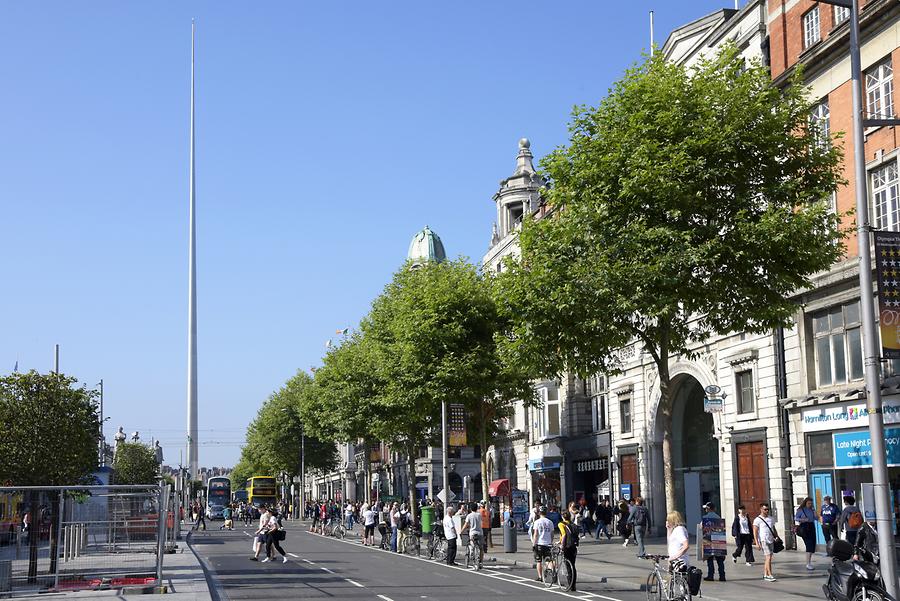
[444,506,459,566]
[753,502,780,582]
[794,497,818,570]
[629,497,650,557]
[479,501,493,550]
[594,499,613,541]
[559,510,579,591]
[820,496,839,544]
[839,495,862,545]
[579,499,593,539]
[616,499,632,546]
[665,510,691,566]
[531,506,554,582]
[731,505,755,565]
[701,502,725,582]
[362,504,376,546]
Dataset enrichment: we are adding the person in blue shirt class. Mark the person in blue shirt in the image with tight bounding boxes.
[819,496,839,544]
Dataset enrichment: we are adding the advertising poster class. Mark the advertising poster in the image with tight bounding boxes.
[701,517,727,558]
[875,231,900,359]
[449,403,467,447]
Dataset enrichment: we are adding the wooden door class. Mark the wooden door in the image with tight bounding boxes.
[620,454,640,498]
[736,441,767,518]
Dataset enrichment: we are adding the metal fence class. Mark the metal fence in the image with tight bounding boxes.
[0,484,171,595]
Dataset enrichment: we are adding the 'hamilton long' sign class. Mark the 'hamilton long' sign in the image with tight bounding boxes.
[875,231,900,359]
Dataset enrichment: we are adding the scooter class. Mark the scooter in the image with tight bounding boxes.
[823,526,893,601]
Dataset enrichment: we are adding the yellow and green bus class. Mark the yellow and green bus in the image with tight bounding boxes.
[245,476,277,508]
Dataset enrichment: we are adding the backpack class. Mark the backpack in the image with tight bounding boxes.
[848,510,864,529]
[687,566,703,595]
[633,506,649,528]
[563,523,579,549]
[399,512,410,530]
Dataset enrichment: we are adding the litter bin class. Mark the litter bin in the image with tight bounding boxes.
[421,506,434,534]
[503,518,517,553]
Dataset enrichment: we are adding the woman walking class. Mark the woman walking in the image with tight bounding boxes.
[263,509,289,563]
[794,497,818,570]
[617,500,632,546]
[731,505,755,565]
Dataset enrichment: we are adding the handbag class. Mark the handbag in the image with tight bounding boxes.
[760,517,783,553]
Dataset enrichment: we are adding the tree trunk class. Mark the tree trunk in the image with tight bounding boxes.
[406,448,417,519]
[480,404,489,502]
[656,355,676,514]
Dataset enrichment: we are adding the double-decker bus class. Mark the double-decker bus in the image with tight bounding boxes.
[246,476,277,508]
[206,477,231,519]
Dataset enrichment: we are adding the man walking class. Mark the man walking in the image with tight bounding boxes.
[820,496,839,544]
[753,503,779,582]
[443,506,459,566]
[628,497,650,557]
[594,499,613,541]
[702,502,726,582]
[531,506,555,582]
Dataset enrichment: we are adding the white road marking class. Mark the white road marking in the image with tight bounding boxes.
[346,579,364,588]
[377,595,395,601]
[303,558,315,564]
[321,567,335,574]
[288,552,299,558]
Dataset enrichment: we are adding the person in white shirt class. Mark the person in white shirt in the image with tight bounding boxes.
[753,503,779,582]
[443,506,459,565]
[530,506,555,581]
[666,510,690,567]
[460,502,484,569]
[345,502,355,531]
[731,504,755,565]
[250,506,271,561]
[389,502,400,552]
[362,505,377,546]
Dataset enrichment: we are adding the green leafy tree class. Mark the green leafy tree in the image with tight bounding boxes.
[112,442,159,484]
[497,47,845,513]
[0,371,99,485]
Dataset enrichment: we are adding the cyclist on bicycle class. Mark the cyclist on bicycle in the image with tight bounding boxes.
[460,502,484,570]
[531,506,555,582]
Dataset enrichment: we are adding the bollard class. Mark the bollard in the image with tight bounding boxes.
[63,526,69,562]
[503,518,517,553]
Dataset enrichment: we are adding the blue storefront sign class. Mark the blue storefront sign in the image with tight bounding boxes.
[619,483,632,500]
[833,427,900,468]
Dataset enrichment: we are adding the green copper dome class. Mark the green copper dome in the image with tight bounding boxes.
[408,225,447,268]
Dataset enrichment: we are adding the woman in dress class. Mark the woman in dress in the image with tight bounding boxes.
[794,497,819,570]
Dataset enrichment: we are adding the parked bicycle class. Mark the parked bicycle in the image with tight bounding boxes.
[401,525,421,556]
[330,518,346,539]
[643,554,693,601]
[542,543,574,590]
[428,524,447,561]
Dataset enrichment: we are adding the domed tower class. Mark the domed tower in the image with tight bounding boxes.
[407,225,447,269]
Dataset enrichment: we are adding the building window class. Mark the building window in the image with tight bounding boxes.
[810,99,830,149]
[587,374,609,431]
[619,396,632,434]
[803,7,820,49]
[834,6,850,27]
[736,370,754,414]
[808,433,834,468]
[874,161,900,231]
[813,301,863,387]
[507,402,516,430]
[541,384,560,437]
[866,59,894,119]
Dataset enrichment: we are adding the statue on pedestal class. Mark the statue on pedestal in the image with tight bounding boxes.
[113,427,126,456]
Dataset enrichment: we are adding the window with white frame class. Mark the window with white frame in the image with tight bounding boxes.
[619,395,632,434]
[810,98,830,149]
[803,7,820,49]
[834,6,850,26]
[867,59,894,119]
[736,369,754,414]
[587,374,609,432]
[873,161,900,232]
[507,400,517,430]
[539,384,560,437]
[813,301,863,387]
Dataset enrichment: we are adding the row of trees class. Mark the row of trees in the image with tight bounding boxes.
[0,371,161,485]
[245,46,846,514]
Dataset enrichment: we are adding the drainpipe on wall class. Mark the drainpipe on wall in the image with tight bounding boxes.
[774,324,795,548]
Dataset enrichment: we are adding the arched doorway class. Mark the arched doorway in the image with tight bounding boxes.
[670,374,719,529]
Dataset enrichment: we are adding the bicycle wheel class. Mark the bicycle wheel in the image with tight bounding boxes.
[542,566,556,588]
[646,572,663,601]
[465,544,472,568]
[673,574,691,601]
[335,525,346,539]
[433,539,447,561]
[557,559,574,591]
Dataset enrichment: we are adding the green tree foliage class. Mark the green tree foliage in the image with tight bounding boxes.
[0,371,99,485]
[237,371,338,484]
[112,442,159,484]
[306,259,534,510]
[497,47,845,512]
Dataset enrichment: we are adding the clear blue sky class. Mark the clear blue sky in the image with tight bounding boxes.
[0,1,736,468]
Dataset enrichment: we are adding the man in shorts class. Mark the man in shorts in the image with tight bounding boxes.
[753,503,779,582]
[531,506,555,582]
[461,502,484,569]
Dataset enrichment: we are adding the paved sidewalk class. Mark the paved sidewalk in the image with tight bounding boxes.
[483,530,826,601]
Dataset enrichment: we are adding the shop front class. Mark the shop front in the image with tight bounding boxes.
[529,457,562,509]
[564,431,612,507]
[800,396,900,544]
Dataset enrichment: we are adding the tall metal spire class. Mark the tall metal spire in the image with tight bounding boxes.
[187,19,199,480]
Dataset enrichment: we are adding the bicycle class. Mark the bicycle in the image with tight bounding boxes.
[427,525,447,561]
[643,554,691,601]
[540,544,574,590]
[401,527,421,556]
[330,519,346,539]
[464,532,484,570]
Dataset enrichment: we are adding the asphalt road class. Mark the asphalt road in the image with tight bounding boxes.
[190,522,651,601]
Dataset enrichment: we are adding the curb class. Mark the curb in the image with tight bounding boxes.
[184,531,221,601]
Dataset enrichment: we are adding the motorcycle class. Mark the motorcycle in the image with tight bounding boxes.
[824,525,893,601]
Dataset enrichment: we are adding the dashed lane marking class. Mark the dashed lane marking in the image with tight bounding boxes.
[377,596,395,601]
[288,552,299,558]
[321,567,335,574]
[303,559,315,564]
[346,579,365,588]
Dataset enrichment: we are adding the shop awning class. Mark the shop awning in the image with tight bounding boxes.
[488,479,510,497]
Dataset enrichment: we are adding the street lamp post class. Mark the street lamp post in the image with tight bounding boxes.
[818,1,899,596]
[97,380,104,466]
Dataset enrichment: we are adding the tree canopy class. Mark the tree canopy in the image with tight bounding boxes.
[0,371,100,486]
[112,442,159,484]
[497,47,846,511]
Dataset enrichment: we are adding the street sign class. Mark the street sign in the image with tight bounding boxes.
[704,397,724,413]
[437,488,456,503]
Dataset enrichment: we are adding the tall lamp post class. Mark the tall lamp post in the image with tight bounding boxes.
[818,1,899,596]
